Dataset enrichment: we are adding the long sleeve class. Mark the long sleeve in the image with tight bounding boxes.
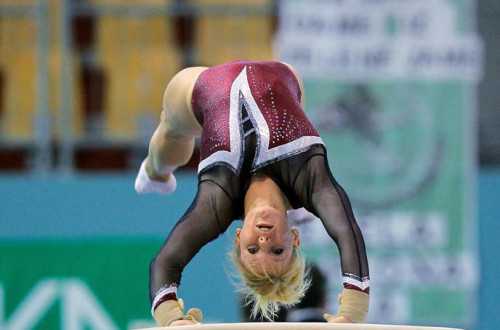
[297,149,369,292]
[149,177,235,302]
[260,146,370,293]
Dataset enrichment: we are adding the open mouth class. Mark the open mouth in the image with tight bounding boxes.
[257,224,273,231]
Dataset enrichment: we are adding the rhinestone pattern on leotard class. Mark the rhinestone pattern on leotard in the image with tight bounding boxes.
[191,60,324,174]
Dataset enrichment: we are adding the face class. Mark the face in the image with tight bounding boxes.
[235,206,300,276]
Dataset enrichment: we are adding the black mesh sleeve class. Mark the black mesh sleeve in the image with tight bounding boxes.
[149,172,237,302]
[260,146,369,281]
[297,149,369,279]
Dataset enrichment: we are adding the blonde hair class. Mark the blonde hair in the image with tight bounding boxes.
[230,248,310,321]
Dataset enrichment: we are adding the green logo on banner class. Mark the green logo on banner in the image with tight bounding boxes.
[310,84,444,208]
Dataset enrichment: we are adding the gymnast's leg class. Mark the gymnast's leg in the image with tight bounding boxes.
[135,110,197,194]
[146,111,197,181]
[135,67,205,194]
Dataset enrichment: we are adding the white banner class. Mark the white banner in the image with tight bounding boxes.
[275,0,483,81]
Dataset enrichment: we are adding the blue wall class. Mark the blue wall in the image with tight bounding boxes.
[1,170,499,328]
[478,169,500,330]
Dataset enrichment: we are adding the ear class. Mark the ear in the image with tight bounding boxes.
[235,228,241,247]
[291,228,300,248]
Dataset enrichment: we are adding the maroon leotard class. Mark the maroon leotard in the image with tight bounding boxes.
[191,60,323,174]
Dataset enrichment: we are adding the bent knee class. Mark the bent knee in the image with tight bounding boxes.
[159,110,185,139]
[161,108,201,139]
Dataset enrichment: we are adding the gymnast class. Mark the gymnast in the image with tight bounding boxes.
[135,60,370,327]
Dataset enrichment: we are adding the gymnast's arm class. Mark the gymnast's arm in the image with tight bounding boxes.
[293,150,370,323]
[149,180,234,325]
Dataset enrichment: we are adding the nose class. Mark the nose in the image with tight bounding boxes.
[259,236,270,243]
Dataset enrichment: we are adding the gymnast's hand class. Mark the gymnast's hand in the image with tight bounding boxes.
[170,319,201,326]
[323,288,369,324]
[153,298,202,327]
[324,315,353,323]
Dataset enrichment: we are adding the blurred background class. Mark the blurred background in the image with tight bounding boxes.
[0,0,498,329]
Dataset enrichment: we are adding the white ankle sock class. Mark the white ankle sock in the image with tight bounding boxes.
[135,160,177,195]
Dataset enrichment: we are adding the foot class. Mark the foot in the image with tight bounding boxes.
[135,159,177,195]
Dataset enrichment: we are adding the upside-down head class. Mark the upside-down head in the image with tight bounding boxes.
[231,206,310,320]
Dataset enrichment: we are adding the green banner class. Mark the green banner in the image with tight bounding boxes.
[0,241,154,330]
[298,81,477,326]
[0,237,241,330]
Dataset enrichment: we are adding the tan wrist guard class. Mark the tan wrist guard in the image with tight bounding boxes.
[337,288,370,323]
[153,300,184,326]
[152,298,202,327]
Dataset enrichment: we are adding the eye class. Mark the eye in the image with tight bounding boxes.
[248,247,259,254]
[273,248,284,255]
